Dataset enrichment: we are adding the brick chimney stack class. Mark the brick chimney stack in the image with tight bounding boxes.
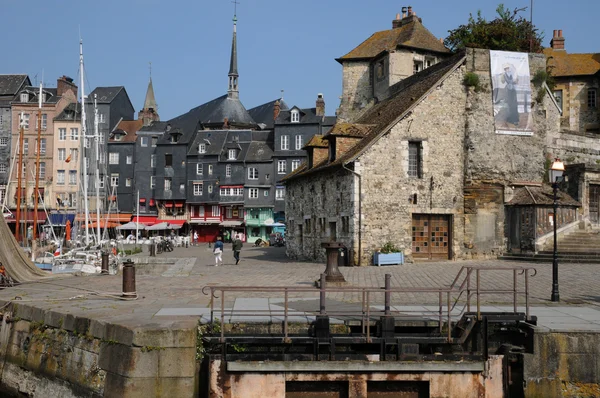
[57,75,78,99]
[392,13,402,29]
[273,100,281,121]
[550,29,565,50]
[315,94,325,117]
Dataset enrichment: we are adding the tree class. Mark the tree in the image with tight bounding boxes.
[444,4,544,53]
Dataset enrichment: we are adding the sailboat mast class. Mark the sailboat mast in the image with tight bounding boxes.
[93,94,101,244]
[15,113,25,243]
[136,190,139,244]
[33,82,43,242]
[79,39,90,245]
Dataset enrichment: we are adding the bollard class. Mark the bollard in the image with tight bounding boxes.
[122,259,137,298]
[384,274,391,316]
[101,251,109,275]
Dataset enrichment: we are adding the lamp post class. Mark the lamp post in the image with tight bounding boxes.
[550,158,565,302]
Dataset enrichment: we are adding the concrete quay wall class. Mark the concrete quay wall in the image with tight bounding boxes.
[0,302,198,397]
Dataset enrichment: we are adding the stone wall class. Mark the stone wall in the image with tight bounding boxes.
[355,63,467,263]
[554,75,600,134]
[338,61,373,122]
[0,302,198,397]
[285,167,356,263]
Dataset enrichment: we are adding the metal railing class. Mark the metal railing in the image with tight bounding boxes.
[201,265,537,343]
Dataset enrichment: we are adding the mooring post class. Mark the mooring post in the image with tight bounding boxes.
[101,251,109,274]
[122,259,137,298]
[320,273,326,315]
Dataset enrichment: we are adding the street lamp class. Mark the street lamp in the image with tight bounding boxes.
[550,158,565,302]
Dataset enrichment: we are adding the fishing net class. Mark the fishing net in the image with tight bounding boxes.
[0,215,46,282]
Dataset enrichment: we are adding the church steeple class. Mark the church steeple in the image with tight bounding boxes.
[138,62,160,126]
[227,13,239,99]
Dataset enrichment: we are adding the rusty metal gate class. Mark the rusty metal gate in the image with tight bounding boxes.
[590,184,600,224]
[411,214,450,260]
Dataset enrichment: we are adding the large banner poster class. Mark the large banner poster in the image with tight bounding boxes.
[490,50,534,136]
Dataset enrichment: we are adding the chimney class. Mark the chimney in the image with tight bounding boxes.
[401,6,407,18]
[392,13,402,29]
[407,6,413,16]
[57,75,78,99]
[273,100,281,121]
[550,29,565,50]
[315,94,325,117]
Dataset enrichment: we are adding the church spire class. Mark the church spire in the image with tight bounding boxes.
[138,62,160,126]
[227,8,239,99]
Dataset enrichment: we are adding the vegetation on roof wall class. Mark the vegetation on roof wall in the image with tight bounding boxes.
[444,4,544,53]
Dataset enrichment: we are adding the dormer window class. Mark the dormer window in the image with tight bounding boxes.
[170,134,179,144]
[228,149,237,160]
[199,143,206,154]
[20,93,29,102]
[291,110,300,123]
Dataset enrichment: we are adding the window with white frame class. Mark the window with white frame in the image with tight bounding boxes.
[291,110,299,123]
[226,164,232,177]
[164,177,172,191]
[126,178,132,187]
[98,114,105,124]
[36,114,47,130]
[39,162,45,178]
[0,138,7,147]
[57,170,65,184]
[193,183,203,196]
[59,128,66,141]
[264,189,269,197]
[278,160,287,174]
[199,143,206,153]
[248,167,258,179]
[110,173,119,187]
[208,164,213,175]
[23,139,28,155]
[281,135,289,150]
[85,158,89,169]
[140,137,148,147]
[151,154,156,168]
[21,113,30,129]
[109,153,119,164]
[35,138,46,155]
[126,155,132,165]
[291,160,301,171]
[58,148,66,161]
[179,183,184,191]
[84,138,90,148]
[408,141,423,178]
[208,185,213,193]
[249,188,258,199]
[276,187,285,200]
[212,205,220,216]
[191,163,201,176]
[70,148,78,161]
[70,128,79,141]
[295,135,303,150]
[228,149,236,160]
[20,93,28,103]
[151,136,158,147]
[150,176,155,188]
[0,163,6,174]
[98,178,104,189]
[69,170,77,185]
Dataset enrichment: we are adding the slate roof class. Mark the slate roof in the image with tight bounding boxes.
[338,16,449,62]
[0,74,30,96]
[109,120,143,143]
[507,185,581,206]
[247,98,289,128]
[245,141,274,162]
[283,51,466,182]
[276,107,329,125]
[544,48,600,77]
[88,87,125,104]
[138,121,169,133]
[16,86,60,104]
[187,130,229,156]
[54,102,81,121]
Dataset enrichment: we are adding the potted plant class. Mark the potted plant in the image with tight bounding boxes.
[373,242,404,266]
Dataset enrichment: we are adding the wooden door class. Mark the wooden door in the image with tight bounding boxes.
[412,214,451,260]
[590,184,600,224]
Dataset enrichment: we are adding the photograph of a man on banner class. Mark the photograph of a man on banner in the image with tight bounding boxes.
[490,50,534,136]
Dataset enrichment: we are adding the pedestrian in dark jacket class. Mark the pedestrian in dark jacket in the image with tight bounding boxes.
[232,235,243,265]
[213,237,224,266]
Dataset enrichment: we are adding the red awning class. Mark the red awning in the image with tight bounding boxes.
[157,219,187,226]
[75,213,132,222]
[164,203,173,208]
[139,198,146,203]
[175,203,184,208]
[149,199,155,206]
[132,216,158,224]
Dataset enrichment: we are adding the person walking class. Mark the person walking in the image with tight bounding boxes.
[193,231,199,246]
[213,237,224,266]
[232,235,243,265]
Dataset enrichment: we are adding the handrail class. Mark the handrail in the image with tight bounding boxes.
[201,265,537,343]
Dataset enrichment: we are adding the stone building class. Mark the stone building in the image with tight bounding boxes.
[544,30,600,135]
[283,45,565,265]
[336,7,450,122]
[0,75,31,205]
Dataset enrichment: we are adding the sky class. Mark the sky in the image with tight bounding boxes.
[3,0,599,120]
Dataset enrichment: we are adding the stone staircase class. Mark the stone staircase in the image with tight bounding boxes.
[500,229,600,263]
